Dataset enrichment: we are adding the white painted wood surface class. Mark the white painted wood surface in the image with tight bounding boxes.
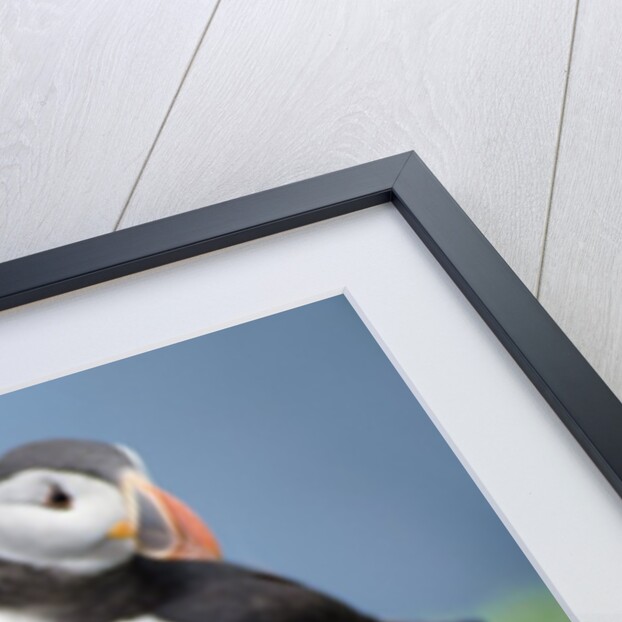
[0,0,217,262]
[118,0,576,291]
[539,0,622,400]
[1,3,620,401]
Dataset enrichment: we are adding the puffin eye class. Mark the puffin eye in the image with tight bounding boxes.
[44,485,72,510]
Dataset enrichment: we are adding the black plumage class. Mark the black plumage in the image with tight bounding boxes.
[0,556,376,621]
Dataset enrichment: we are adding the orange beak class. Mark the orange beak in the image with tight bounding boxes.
[109,471,222,561]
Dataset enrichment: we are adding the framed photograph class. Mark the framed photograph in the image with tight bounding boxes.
[0,152,619,622]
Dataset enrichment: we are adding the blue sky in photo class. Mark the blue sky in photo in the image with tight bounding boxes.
[0,295,557,619]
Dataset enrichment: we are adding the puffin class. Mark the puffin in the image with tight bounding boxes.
[0,439,381,622]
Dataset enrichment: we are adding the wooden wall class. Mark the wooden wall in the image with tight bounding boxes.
[2,0,620,398]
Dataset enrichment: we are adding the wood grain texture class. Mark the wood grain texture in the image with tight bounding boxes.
[0,0,217,262]
[119,0,576,291]
[539,0,622,400]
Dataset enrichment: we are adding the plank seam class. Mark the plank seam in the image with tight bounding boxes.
[535,0,581,298]
[113,0,225,232]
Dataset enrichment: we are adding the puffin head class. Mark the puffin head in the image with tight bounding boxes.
[0,439,221,575]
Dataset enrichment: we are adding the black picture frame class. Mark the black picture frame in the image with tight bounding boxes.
[1,151,621,501]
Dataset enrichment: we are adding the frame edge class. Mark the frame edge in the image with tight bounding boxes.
[2,150,621,503]
[393,151,622,498]
[0,152,411,311]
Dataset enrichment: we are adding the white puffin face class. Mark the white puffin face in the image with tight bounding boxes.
[0,469,134,574]
[0,441,222,576]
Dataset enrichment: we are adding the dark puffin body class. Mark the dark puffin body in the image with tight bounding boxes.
[0,557,378,622]
[131,558,380,622]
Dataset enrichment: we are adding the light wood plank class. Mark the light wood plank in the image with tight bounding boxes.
[539,0,622,400]
[120,0,576,291]
[0,0,217,261]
